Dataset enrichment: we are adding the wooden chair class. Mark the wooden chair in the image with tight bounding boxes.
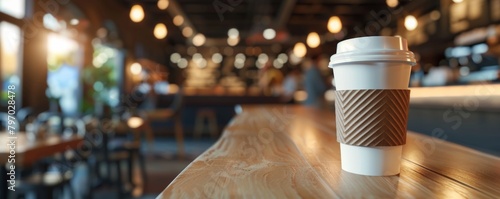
[12,112,77,199]
[106,112,147,198]
[82,115,133,198]
[142,87,185,158]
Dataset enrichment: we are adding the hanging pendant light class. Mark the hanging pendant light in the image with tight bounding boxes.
[154,23,167,39]
[157,0,169,10]
[182,27,193,37]
[306,32,320,48]
[263,28,276,40]
[228,28,239,38]
[173,15,184,26]
[327,16,342,33]
[293,42,307,58]
[130,4,145,23]
[192,33,206,46]
[386,0,398,7]
[227,37,239,46]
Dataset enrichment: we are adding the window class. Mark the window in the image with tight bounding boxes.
[0,0,25,19]
[0,21,22,105]
[46,33,83,115]
[84,43,123,108]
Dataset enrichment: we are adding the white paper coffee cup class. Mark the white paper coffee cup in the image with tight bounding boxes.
[329,36,416,176]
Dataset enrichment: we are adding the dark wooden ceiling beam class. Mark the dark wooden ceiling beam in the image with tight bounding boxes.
[292,4,387,15]
[298,0,386,4]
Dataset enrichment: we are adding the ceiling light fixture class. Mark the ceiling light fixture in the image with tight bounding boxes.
[263,28,276,40]
[386,0,398,8]
[327,16,342,33]
[157,0,169,10]
[129,4,145,23]
[227,37,239,46]
[153,23,167,39]
[173,15,184,26]
[293,42,307,58]
[182,27,193,37]
[192,33,206,46]
[228,28,239,38]
[306,32,320,48]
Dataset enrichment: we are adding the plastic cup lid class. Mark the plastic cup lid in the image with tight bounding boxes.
[329,36,416,68]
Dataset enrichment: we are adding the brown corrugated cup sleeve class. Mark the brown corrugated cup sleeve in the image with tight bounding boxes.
[335,89,410,147]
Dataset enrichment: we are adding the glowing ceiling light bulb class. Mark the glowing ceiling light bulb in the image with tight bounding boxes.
[293,42,307,58]
[306,32,320,48]
[130,4,144,23]
[153,23,167,39]
[327,16,342,33]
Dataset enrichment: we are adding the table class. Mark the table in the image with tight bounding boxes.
[0,133,83,166]
[158,105,500,198]
[0,133,83,198]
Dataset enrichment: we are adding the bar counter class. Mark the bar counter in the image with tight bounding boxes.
[408,84,500,156]
[158,105,500,198]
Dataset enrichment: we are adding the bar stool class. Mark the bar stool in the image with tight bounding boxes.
[142,87,185,158]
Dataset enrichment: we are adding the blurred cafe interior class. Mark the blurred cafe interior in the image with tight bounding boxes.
[0,0,499,198]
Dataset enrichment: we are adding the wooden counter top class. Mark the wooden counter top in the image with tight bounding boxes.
[158,105,500,198]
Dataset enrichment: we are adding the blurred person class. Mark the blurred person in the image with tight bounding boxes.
[302,55,327,108]
[258,61,284,96]
[281,67,302,103]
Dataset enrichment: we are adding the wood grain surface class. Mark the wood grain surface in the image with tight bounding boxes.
[157,105,500,198]
[0,133,83,167]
